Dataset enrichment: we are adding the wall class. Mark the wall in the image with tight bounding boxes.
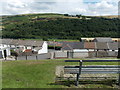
[0,44,11,59]
[88,51,96,58]
[54,51,89,58]
[107,51,118,57]
[54,51,68,58]
[16,51,118,60]
[96,51,108,57]
[38,41,48,54]
[17,53,51,60]
[73,52,89,58]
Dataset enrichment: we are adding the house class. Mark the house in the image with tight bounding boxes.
[61,42,88,58]
[118,42,120,58]
[61,42,86,52]
[93,37,113,42]
[15,40,48,54]
[32,41,48,54]
[1,39,48,55]
[95,42,110,57]
[95,42,109,51]
[0,47,11,59]
[84,42,96,51]
[0,39,11,59]
[81,38,94,42]
[108,42,118,51]
[107,42,118,57]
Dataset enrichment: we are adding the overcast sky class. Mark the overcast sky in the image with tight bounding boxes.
[0,0,119,16]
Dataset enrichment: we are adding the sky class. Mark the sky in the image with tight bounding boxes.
[0,0,120,16]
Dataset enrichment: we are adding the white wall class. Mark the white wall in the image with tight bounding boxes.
[0,44,11,59]
[73,49,88,52]
[6,48,11,56]
[38,41,48,54]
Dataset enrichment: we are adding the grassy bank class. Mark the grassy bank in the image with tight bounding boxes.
[2,59,119,88]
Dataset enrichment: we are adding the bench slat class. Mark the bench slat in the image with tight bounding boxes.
[65,60,120,62]
[64,69,120,74]
[64,68,120,74]
[65,65,120,68]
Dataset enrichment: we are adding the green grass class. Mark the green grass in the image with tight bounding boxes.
[2,59,119,88]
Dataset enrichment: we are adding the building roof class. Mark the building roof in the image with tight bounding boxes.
[1,39,13,45]
[34,47,42,51]
[96,42,109,50]
[62,44,73,50]
[94,37,113,42]
[108,42,118,50]
[84,42,95,49]
[1,39,44,47]
[18,40,44,46]
[10,39,20,45]
[118,40,120,48]
[61,42,84,50]
[47,41,62,47]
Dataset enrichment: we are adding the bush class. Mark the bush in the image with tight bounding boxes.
[42,38,48,41]
[64,14,69,16]
[11,50,18,57]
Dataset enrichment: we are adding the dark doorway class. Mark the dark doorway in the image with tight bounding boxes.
[0,51,3,58]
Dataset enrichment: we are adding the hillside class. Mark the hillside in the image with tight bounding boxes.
[94,15,119,19]
[1,13,120,39]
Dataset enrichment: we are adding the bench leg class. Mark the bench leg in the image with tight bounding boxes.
[75,60,82,86]
[76,74,79,86]
[118,74,120,87]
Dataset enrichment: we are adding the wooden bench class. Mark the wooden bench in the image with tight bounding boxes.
[64,60,120,86]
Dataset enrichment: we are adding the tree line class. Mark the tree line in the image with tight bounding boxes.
[2,15,120,40]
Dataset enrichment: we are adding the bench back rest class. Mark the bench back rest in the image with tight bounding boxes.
[64,60,120,74]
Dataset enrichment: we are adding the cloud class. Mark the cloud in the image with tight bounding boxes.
[87,1,118,16]
[0,0,119,16]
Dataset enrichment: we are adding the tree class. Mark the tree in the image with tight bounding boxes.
[64,14,69,16]
[42,37,48,41]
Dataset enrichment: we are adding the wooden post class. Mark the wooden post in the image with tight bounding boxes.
[76,60,82,86]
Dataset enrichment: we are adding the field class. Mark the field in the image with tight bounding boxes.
[2,59,119,88]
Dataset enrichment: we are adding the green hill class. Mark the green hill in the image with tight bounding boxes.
[1,13,120,39]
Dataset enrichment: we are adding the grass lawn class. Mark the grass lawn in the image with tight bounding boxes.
[2,59,119,88]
